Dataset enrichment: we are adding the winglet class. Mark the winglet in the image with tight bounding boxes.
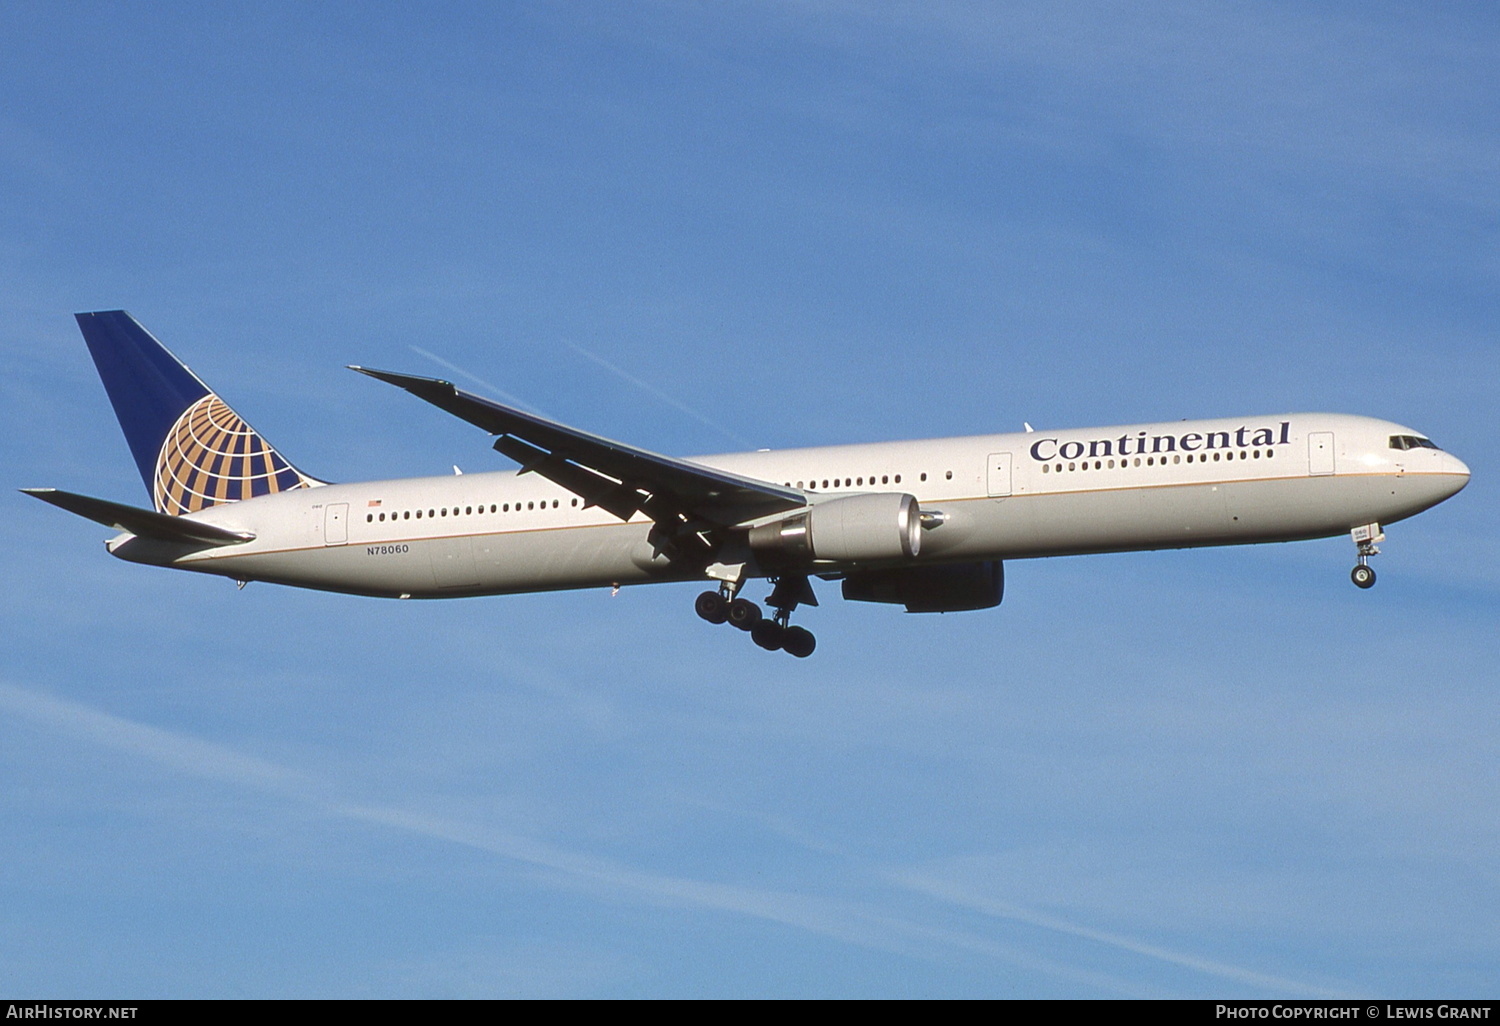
[348,365,460,405]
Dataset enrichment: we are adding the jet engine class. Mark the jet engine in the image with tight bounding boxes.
[840,560,1004,613]
[748,492,921,565]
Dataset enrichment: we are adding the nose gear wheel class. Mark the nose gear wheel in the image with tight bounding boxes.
[1349,523,1383,590]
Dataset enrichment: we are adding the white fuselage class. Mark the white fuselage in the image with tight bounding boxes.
[109,413,1470,598]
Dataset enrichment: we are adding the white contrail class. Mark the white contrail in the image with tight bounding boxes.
[410,339,756,450]
[0,680,1154,994]
[3,680,1352,996]
[0,681,311,796]
[558,339,755,449]
[891,870,1353,998]
[408,345,553,419]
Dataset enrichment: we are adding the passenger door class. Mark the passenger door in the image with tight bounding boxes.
[987,452,1013,497]
[1308,432,1335,477]
[323,503,349,546]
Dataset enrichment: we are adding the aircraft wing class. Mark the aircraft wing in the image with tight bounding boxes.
[21,488,255,546]
[350,367,806,528]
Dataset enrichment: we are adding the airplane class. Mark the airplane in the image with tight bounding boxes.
[24,311,1471,658]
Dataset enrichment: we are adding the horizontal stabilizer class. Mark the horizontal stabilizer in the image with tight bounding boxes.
[21,488,255,546]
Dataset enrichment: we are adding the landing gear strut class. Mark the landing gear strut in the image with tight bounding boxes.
[694,575,817,657]
[1350,523,1382,590]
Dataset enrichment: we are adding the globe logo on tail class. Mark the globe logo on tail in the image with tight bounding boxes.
[153,393,314,515]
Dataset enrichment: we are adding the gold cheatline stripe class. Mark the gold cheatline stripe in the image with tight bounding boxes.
[190,469,1465,562]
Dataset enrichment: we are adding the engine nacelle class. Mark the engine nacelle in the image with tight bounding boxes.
[841,560,1004,613]
[748,492,921,565]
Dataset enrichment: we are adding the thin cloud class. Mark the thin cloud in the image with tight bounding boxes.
[0,679,1160,995]
[891,869,1353,998]
[350,800,1158,993]
[0,682,311,797]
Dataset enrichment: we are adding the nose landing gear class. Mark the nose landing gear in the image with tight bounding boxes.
[1350,523,1383,589]
[694,574,818,657]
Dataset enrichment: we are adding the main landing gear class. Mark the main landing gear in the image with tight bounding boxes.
[694,575,817,657]
[1350,522,1383,590]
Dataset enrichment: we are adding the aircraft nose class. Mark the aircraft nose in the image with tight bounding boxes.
[1441,452,1471,496]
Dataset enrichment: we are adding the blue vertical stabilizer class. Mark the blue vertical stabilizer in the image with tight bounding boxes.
[74,311,321,514]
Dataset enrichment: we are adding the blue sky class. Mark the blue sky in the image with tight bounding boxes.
[2,1,1495,998]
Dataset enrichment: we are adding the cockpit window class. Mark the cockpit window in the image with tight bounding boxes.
[1389,435,1441,451]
